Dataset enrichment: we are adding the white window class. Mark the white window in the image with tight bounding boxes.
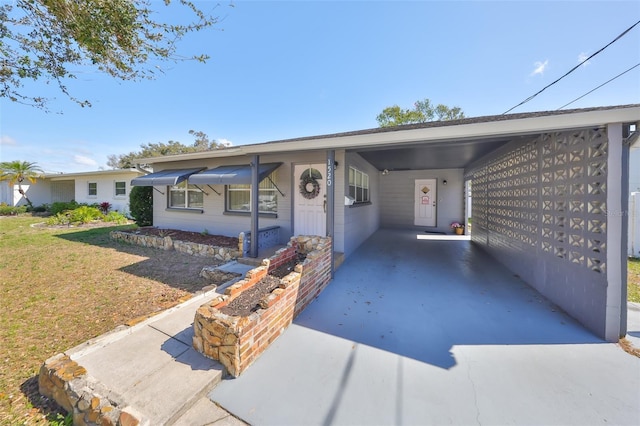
[115,181,126,197]
[169,181,203,209]
[226,172,278,214]
[88,182,97,197]
[348,167,369,203]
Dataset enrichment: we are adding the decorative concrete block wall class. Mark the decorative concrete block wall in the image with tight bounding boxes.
[193,236,332,377]
[238,225,281,257]
[465,127,623,340]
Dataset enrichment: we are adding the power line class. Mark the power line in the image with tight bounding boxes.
[557,62,640,110]
[503,19,640,114]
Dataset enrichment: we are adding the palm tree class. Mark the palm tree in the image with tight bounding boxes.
[0,160,44,208]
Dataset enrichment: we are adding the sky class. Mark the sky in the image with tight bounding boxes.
[1,0,639,174]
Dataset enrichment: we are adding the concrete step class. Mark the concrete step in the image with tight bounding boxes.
[170,396,247,426]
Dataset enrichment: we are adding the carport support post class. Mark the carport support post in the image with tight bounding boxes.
[326,150,335,277]
[250,155,259,258]
[606,123,626,340]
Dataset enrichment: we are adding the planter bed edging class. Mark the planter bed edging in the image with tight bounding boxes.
[110,230,242,260]
[193,235,332,377]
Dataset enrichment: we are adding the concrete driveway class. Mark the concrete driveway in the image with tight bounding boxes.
[210,229,640,425]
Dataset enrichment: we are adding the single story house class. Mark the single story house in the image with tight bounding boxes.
[132,104,639,342]
[16,169,144,214]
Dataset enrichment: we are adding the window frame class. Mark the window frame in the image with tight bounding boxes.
[348,166,370,204]
[114,181,126,197]
[225,171,278,215]
[167,181,204,210]
[88,182,97,197]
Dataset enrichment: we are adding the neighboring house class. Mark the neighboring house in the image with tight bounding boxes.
[16,169,144,214]
[133,104,639,343]
[0,181,12,205]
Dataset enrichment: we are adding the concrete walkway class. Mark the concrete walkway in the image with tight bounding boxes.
[210,229,640,425]
[67,261,253,425]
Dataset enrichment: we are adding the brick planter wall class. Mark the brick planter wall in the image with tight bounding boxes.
[193,236,332,377]
[110,230,241,261]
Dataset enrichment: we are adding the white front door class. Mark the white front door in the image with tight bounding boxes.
[294,164,326,236]
[414,179,437,227]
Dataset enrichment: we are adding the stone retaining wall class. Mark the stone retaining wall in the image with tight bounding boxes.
[110,230,241,261]
[39,354,142,426]
[193,236,332,377]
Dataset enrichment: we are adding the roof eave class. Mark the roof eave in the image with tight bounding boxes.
[139,105,640,164]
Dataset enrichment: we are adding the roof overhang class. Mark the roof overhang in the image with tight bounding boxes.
[46,168,145,181]
[130,168,205,186]
[189,163,282,185]
[135,105,640,166]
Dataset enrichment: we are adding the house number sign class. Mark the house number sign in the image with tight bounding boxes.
[326,158,333,187]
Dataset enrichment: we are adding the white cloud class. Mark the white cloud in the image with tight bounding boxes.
[578,52,590,66]
[530,60,549,76]
[0,135,17,145]
[218,138,233,147]
[73,155,98,167]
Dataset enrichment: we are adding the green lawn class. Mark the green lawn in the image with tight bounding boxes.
[628,258,640,303]
[0,216,217,425]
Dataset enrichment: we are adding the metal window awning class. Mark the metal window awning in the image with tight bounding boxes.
[130,168,205,186]
[189,162,282,185]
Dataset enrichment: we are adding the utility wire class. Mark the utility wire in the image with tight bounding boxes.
[503,19,640,114]
[557,62,640,110]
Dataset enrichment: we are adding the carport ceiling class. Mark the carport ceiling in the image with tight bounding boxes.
[354,137,513,171]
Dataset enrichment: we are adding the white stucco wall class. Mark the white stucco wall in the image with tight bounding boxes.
[14,180,52,207]
[69,171,138,214]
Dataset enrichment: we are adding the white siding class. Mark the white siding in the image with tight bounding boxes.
[342,152,380,256]
[379,168,465,233]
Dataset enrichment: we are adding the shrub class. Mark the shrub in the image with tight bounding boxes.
[46,206,104,225]
[68,206,104,224]
[50,201,79,215]
[104,211,129,224]
[129,186,153,226]
[0,203,27,216]
[99,201,112,214]
[45,212,71,226]
[31,204,48,213]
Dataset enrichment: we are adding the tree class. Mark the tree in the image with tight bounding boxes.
[0,160,44,208]
[376,98,465,127]
[1,0,223,109]
[107,130,228,169]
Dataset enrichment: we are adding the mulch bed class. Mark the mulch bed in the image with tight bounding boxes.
[219,255,306,317]
[124,227,239,248]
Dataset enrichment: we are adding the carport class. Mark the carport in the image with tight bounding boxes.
[332,105,639,342]
[210,229,640,425]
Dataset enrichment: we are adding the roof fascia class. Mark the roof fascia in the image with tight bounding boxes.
[244,107,640,154]
[46,169,144,180]
[139,106,640,164]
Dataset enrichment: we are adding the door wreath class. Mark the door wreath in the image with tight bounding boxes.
[299,174,320,199]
